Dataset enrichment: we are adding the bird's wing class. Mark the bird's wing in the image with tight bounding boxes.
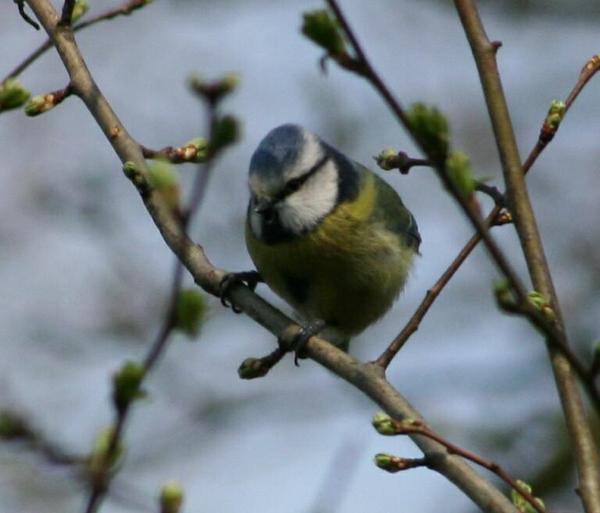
[359,163,421,251]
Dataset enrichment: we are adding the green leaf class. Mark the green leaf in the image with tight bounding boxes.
[445,151,475,199]
[511,480,545,513]
[0,78,31,112]
[148,160,180,211]
[211,115,240,153]
[407,103,450,163]
[112,361,146,413]
[71,0,90,22]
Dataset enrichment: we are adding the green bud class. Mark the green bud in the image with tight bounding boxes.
[189,73,240,104]
[445,151,475,199]
[88,427,124,476]
[527,291,555,322]
[374,148,398,171]
[407,103,450,163]
[160,480,184,513]
[148,160,178,189]
[211,115,240,153]
[0,78,31,112]
[148,160,180,211]
[122,161,139,178]
[112,361,146,413]
[494,279,517,311]
[372,411,397,435]
[24,94,53,116]
[238,357,270,379]
[511,480,545,513]
[545,100,566,130]
[181,137,209,163]
[374,453,424,472]
[527,291,546,310]
[220,73,240,94]
[301,10,346,57]
[174,289,207,338]
[374,452,394,470]
[71,0,90,22]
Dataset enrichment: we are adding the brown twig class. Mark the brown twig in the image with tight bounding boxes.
[375,228,483,368]
[387,419,546,513]
[25,82,73,115]
[140,142,207,165]
[0,410,83,467]
[3,0,149,83]
[13,0,40,30]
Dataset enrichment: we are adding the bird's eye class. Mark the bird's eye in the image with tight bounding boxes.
[285,176,304,194]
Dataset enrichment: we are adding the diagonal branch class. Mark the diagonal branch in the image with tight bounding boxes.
[454,3,600,513]
[3,0,150,84]
[22,2,520,512]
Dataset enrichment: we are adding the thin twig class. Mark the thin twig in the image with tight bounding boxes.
[13,0,40,30]
[375,229,483,368]
[389,419,546,513]
[3,0,149,83]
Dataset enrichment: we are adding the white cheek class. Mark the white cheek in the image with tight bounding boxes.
[278,161,338,233]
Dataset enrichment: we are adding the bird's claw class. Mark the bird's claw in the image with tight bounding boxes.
[282,319,326,366]
[219,271,262,314]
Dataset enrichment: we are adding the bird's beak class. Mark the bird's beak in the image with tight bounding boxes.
[253,197,274,215]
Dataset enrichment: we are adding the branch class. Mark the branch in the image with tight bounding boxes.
[3,0,150,83]
[21,2,519,512]
[0,410,82,467]
[13,0,40,30]
[376,60,600,401]
[454,3,600,513]
[322,0,547,345]
[373,415,546,513]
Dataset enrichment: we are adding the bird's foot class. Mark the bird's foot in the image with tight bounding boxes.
[280,319,327,366]
[219,270,263,313]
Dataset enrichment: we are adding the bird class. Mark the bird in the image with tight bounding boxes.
[239,124,420,352]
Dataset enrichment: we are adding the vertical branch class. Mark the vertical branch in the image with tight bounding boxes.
[454,3,600,513]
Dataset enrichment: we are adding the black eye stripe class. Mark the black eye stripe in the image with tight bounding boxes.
[276,154,329,202]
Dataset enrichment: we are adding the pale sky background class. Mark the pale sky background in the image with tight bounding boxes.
[1,1,599,512]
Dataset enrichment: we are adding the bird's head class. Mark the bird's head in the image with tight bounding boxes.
[248,124,355,241]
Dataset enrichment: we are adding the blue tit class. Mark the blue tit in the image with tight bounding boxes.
[245,124,421,350]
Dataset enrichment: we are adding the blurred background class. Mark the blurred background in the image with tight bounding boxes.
[1,1,599,512]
